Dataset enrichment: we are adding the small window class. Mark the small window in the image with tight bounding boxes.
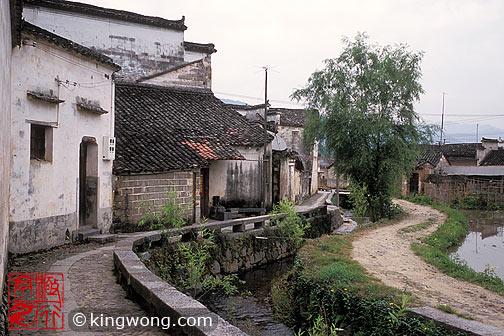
[30,124,53,161]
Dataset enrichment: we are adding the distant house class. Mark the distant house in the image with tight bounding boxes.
[9,22,120,253]
[441,143,479,166]
[403,145,447,195]
[268,108,319,200]
[228,104,319,204]
[404,138,504,196]
[112,83,272,230]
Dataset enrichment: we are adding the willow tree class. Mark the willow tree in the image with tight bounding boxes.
[293,34,434,220]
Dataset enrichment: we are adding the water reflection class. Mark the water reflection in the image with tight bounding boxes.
[451,210,504,279]
[200,257,295,336]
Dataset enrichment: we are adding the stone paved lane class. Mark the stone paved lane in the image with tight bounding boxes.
[66,248,168,335]
[8,243,169,335]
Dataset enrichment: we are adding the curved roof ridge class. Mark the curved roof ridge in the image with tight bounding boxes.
[24,0,187,31]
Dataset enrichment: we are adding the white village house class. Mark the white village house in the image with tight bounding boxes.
[8,21,119,253]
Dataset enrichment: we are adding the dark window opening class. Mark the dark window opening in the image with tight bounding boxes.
[30,124,46,160]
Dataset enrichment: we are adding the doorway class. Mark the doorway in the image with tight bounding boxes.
[79,137,98,228]
[409,173,419,195]
[200,168,210,218]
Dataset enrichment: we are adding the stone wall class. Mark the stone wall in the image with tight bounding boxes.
[0,0,12,296]
[113,170,200,231]
[201,210,340,275]
[210,232,297,274]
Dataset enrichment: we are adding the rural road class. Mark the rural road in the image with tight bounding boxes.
[351,199,504,329]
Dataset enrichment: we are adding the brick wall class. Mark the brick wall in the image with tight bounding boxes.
[113,170,200,232]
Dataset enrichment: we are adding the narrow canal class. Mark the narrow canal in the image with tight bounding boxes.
[451,210,504,280]
[200,257,295,336]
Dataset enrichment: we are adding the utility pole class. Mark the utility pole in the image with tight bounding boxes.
[262,66,270,209]
[476,124,479,143]
[440,92,446,145]
[263,66,268,151]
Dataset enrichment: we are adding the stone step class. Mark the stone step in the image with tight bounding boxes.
[88,234,117,244]
[76,228,101,242]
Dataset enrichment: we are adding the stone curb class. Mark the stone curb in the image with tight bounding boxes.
[411,307,504,336]
[113,231,248,336]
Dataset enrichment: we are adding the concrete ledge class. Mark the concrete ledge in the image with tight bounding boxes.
[411,306,504,336]
[114,230,247,336]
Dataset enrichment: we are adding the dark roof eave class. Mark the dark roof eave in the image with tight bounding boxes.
[24,0,187,31]
[184,41,217,54]
[225,103,267,111]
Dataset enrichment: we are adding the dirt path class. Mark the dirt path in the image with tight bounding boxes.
[351,199,504,329]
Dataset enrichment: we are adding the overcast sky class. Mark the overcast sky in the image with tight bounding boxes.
[82,0,503,142]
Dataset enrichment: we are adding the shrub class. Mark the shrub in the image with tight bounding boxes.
[139,190,190,231]
[270,200,310,248]
[348,181,368,218]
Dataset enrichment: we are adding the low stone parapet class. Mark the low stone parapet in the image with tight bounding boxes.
[113,203,341,335]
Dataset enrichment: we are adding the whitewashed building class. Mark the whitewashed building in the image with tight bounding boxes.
[23,0,216,85]
[1,0,22,298]
[9,22,120,253]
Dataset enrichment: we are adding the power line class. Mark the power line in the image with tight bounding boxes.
[420,113,504,117]
[214,91,302,106]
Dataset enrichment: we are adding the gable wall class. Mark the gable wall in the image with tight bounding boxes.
[23,6,185,80]
[142,57,211,89]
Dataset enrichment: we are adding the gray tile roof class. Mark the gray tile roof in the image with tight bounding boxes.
[114,82,272,174]
[480,149,504,166]
[417,145,443,167]
[269,108,305,127]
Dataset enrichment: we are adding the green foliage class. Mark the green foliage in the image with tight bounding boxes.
[406,197,504,295]
[292,33,436,221]
[435,304,474,320]
[138,190,190,231]
[139,192,242,299]
[400,217,436,233]
[270,230,467,336]
[270,200,310,248]
[150,225,243,300]
[451,195,504,211]
[295,311,343,336]
[348,181,368,217]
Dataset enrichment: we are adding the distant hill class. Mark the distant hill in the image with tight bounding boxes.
[219,98,248,105]
[435,122,503,144]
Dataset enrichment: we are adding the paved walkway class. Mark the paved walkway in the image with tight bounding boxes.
[296,191,329,212]
[9,192,330,335]
[10,244,167,335]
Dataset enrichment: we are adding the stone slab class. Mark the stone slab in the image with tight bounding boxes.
[412,306,504,336]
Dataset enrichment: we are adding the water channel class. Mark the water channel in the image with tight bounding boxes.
[200,257,295,336]
[451,210,504,280]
